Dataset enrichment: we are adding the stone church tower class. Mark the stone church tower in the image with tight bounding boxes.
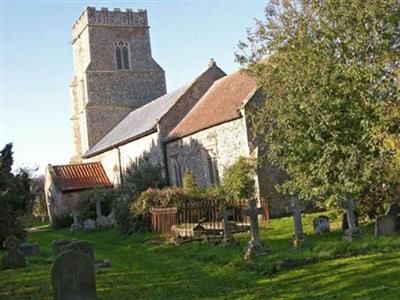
[70,7,166,161]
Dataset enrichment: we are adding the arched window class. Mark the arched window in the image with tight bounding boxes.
[115,41,130,70]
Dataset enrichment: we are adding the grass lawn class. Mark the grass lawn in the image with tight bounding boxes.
[1,213,400,299]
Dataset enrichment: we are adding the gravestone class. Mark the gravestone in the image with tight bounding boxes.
[291,196,306,247]
[313,216,330,235]
[342,198,361,242]
[375,215,396,236]
[220,205,235,245]
[96,216,111,229]
[83,219,96,231]
[70,211,82,232]
[386,203,400,232]
[52,238,77,256]
[59,241,94,261]
[20,242,40,256]
[52,251,97,300]
[2,235,26,269]
[243,199,268,260]
[107,211,116,226]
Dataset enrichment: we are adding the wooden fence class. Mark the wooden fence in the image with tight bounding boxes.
[150,199,269,239]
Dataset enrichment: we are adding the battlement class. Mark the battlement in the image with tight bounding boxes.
[73,7,148,38]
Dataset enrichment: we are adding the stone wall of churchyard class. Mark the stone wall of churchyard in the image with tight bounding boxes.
[70,7,166,159]
[86,132,164,185]
[165,118,250,188]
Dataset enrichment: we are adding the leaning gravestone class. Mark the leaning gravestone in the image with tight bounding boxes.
[313,216,330,235]
[59,241,94,261]
[2,235,26,269]
[52,251,97,300]
[20,242,40,256]
[375,215,396,236]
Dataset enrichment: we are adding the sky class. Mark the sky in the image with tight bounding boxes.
[0,0,266,174]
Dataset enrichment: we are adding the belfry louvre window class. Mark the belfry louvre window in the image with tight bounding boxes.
[115,41,130,70]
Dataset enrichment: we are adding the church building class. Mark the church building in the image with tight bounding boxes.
[45,7,290,221]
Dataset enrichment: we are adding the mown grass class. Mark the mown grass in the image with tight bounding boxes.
[1,212,399,299]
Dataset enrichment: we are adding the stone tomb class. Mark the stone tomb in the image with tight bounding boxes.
[2,235,26,269]
[52,251,97,300]
[313,216,330,234]
[52,238,77,256]
[375,215,396,236]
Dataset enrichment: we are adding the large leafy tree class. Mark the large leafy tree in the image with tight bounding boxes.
[237,0,400,215]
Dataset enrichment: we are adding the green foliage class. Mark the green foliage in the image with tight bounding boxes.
[222,157,256,201]
[0,143,34,245]
[31,175,48,220]
[76,187,114,221]
[50,214,73,229]
[131,187,186,215]
[113,159,167,234]
[237,0,400,215]
[182,171,200,197]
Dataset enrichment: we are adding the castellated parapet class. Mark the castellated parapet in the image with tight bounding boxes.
[72,7,148,39]
[70,7,166,162]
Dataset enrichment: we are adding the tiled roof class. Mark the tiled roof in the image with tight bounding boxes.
[168,71,257,140]
[83,84,190,158]
[49,162,112,192]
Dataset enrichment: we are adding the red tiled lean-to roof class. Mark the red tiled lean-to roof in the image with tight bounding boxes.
[168,71,257,141]
[49,162,112,192]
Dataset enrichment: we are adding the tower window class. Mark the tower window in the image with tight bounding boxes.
[115,41,130,70]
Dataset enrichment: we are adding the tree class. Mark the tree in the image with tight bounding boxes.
[223,157,256,202]
[237,0,400,215]
[0,143,34,245]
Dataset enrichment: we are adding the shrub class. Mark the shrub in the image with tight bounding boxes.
[113,159,167,234]
[183,171,200,197]
[131,187,185,215]
[51,214,73,229]
[222,157,256,201]
[76,187,114,221]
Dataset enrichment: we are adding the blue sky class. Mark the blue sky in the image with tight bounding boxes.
[1,0,266,174]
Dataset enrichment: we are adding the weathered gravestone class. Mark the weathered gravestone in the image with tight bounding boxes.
[313,216,330,235]
[220,205,235,245]
[96,215,111,229]
[375,215,396,236]
[2,235,26,269]
[83,219,96,231]
[52,251,97,300]
[70,211,82,232]
[291,196,306,247]
[52,238,77,256]
[20,242,40,256]
[342,199,361,242]
[59,241,94,261]
[243,199,268,260]
[386,203,400,232]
